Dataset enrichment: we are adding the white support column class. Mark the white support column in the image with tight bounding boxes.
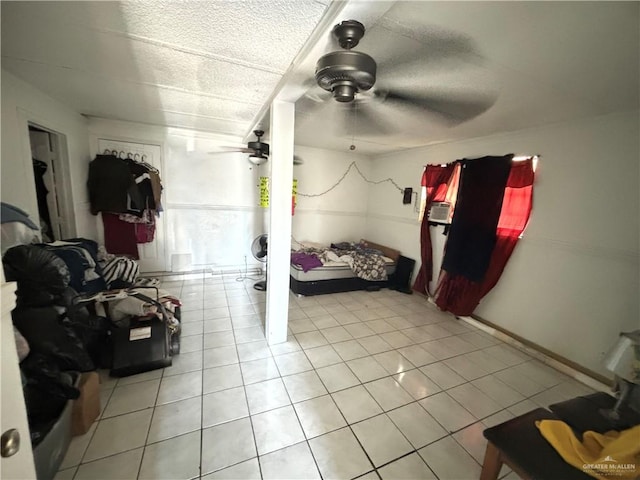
[265,100,295,344]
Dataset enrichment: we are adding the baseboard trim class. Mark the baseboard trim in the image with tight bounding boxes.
[465,313,612,390]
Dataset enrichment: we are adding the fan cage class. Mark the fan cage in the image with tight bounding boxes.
[251,234,268,263]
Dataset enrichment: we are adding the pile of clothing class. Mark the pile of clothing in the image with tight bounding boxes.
[2,237,180,445]
[3,241,109,446]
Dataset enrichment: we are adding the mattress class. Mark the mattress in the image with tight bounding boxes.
[290,256,396,282]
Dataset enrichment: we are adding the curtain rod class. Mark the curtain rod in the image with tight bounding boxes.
[431,154,541,168]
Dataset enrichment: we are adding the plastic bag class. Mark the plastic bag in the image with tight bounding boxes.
[12,307,95,372]
[64,302,112,369]
[20,354,79,446]
[14,326,30,361]
[3,244,70,307]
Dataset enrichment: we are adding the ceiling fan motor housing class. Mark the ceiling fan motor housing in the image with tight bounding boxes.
[248,140,269,156]
[315,50,377,102]
[247,130,269,157]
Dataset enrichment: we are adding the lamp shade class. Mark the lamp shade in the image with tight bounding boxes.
[602,330,640,384]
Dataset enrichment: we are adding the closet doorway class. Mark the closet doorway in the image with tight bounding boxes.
[28,125,72,241]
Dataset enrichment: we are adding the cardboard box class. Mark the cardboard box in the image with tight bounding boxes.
[71,371,100,436]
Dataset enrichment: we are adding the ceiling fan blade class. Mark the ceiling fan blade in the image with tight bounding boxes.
[295,85,333,117]
[364,23,498,125]
[207,147,254,155]
[339,100,399,137]
[369,20,483,70]
[383,88,497,124]
[298,91,399,139]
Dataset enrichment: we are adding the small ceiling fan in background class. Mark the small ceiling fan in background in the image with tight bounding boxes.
[208,130,303,166]
[298,19,499,139]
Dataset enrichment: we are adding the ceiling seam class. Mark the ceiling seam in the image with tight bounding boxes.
[83,109,251,125]
[10,11,287,76]
[85,109,248,124]
[84,114,247,136]
[1,56,265,107]
[146,109,250,124]
[86,26,287,75]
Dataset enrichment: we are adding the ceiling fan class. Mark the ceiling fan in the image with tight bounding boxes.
[300,19,499,137]
[208,130,303,166]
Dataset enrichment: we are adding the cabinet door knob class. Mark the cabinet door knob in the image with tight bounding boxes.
[1,428,21,458]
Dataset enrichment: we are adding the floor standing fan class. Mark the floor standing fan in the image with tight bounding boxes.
[251,234,268,291]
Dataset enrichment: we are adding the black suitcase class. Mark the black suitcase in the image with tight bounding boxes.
[110,316,172,377]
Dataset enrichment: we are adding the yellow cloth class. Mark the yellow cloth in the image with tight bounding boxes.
[536,420,640,480]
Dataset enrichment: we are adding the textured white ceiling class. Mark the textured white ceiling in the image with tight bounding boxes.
[292,1,640,153]
[1,0,329,137]
[1,1,638,154]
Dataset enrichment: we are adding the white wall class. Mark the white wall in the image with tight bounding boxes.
[292,145,373,246]
[86,120,373,272]
[88,118,269,273]
[9,69,635,379]
[1,70,95,238]
[365,110,640,377]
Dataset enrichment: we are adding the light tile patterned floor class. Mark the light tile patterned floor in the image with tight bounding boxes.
[55,273,597,480]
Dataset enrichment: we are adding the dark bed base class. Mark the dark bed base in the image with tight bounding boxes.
[289,275,389,296]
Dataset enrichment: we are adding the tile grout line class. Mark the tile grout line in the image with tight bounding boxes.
[195,273,206,480]
[280,318,429,479]
[224,279,264,480]
[270,338,326,480]
[77,281,587,480]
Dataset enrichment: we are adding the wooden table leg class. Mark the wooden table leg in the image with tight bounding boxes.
[480,441,503,480]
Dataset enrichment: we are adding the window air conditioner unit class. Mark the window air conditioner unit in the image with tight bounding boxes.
[428,202,452,224]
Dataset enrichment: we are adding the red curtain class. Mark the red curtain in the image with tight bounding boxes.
[435,158,535,315]
[412,164,456,295]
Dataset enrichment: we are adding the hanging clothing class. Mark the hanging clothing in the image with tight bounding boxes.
[440,155,513,282]
[32,158,53,240]
[435,156,534,315]
[118,210,156,243]
[134,220,156,244]
[125,159,156,210]
[101,213,139,259]
[88,155,144,215]
[149,171,163,210]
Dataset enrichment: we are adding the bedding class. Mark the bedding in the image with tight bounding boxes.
[290,239,401,296]
[290,259,396,282]
[293,247,389,281]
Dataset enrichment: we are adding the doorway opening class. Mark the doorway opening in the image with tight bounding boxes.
[27,124,74,241]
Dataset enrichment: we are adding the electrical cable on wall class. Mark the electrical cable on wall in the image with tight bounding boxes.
[235,255,262,283]
[297,161,404,198]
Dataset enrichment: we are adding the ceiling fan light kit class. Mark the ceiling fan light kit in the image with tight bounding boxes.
[210,129,303,166]
[248,154,268,166]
